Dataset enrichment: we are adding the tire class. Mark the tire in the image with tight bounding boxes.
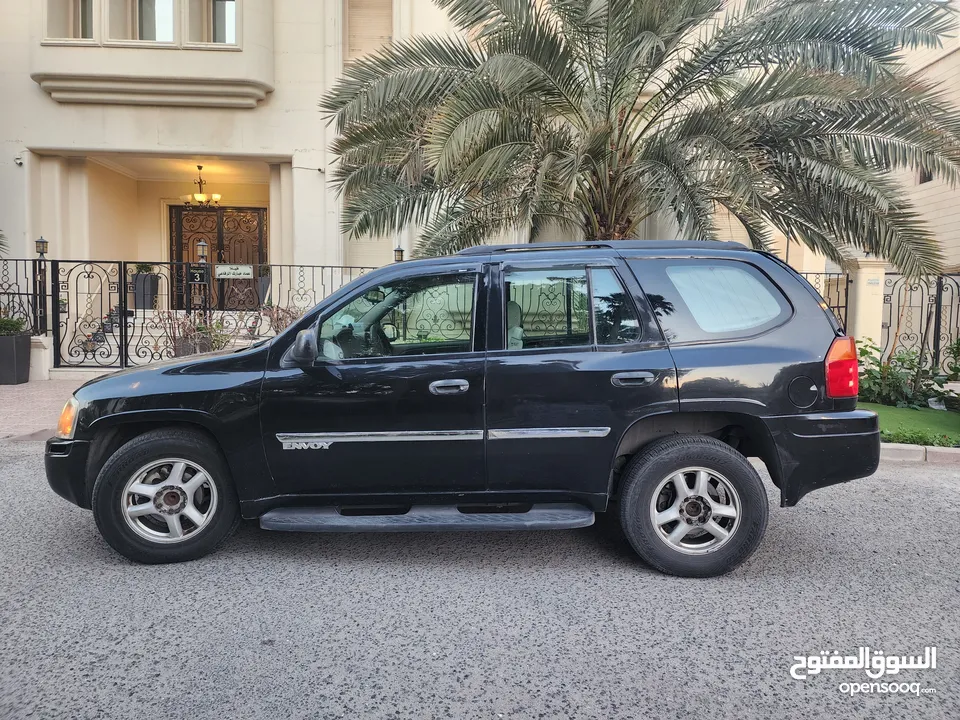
[618,435,768,578]
[91,428,240,564]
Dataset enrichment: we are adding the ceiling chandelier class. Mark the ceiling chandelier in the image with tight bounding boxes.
[180,165,221,207]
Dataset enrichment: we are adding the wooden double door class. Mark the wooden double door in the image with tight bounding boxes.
[169,206,268,311]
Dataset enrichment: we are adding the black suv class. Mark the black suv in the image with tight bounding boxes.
[45,241,880,577]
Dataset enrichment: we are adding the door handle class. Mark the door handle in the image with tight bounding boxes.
[429,379,470,395]
[611,371,656,388]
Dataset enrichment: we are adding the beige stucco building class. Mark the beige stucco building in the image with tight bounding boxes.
[0,0,459,270]
[0,0,843,276]
[905,26,960,273]
[1,2,957,271]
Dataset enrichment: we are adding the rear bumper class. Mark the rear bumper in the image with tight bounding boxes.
[44,438,91,509]
[762,410,880,506]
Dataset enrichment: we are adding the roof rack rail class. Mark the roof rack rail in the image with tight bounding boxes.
[456,242,613,256]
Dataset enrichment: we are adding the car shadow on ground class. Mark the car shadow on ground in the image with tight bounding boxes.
[220,517,648,573]
[42,480,824,579]
[214,505,815,579]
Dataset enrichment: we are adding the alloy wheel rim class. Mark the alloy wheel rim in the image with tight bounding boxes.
[121,458,218,544]
[649,466,741,555]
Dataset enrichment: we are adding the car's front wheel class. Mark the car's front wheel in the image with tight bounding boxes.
[618,435,769,577]
[92,428,240,564]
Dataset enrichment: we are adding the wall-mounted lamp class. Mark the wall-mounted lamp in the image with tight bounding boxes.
[196,239,209,263]
[394,245,405,263]
[35,237,49,259]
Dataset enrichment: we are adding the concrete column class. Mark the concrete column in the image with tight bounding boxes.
[23,152,42,258]
[846,258,888,343]
[291,162,326,266]
[268,163,284,264]
[280,163,295,264]
[66,158,90,259]
[37,157,66,258]
[394,0,413,40]
[29,336,52,381]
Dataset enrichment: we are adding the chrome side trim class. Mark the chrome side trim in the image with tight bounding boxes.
[487,427,611,440]
[680,397,766,407]
[277,430,483,450]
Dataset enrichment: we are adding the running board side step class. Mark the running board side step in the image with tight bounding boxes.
[259,504,595,533]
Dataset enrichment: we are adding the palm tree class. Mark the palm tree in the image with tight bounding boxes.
[322,0,960,275]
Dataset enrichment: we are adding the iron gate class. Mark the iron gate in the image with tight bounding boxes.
[800,272,850,329]
[881,273,960,373]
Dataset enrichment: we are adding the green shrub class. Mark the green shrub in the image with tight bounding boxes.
[857,339,944,409]
[0,317,26,336]
[880,426,958,447]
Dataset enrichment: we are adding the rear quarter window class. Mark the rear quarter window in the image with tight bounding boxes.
[626,258,792,344]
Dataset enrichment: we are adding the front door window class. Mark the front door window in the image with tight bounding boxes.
[319,273,476,361]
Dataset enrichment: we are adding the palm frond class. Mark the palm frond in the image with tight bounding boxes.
[324,0,960,272]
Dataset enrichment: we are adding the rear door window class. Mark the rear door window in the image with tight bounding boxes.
[504,267,590,350]
[626,259,791,343]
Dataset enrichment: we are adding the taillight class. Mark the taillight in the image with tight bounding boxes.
[825,336,858,398]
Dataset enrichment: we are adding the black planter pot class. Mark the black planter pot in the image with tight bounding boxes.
[0,334,31,385]
[133,273,160,311]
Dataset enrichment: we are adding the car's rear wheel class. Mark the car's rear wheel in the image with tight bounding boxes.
[618,435,768,577]
[92,428,240,564]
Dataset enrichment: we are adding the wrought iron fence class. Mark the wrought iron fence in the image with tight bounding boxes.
[0,258,868,371]
[45,260,374,369]
[800,272,850,330]
[881,274,960,374]
[0,258,46,334]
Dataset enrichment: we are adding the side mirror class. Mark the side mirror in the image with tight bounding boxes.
[381,323,398,341]
[289,328,319,365]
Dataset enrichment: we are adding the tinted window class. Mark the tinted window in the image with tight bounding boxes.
[320,273,475,360]
[590,268,641,345]
[665,265,781,333]
[504,268,589,350]
[627,259,790,343]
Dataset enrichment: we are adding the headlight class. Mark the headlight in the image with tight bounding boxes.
[56,397,80,439]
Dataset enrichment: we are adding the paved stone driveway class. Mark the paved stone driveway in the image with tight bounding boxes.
[0,379,86,439]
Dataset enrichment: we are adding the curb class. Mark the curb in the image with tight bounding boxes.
[880,443,960,464]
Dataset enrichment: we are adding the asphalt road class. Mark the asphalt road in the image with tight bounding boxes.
[0,439,957,720]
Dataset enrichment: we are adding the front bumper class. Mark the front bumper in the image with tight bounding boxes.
[763,410,880,506]
[45,438,91,509]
